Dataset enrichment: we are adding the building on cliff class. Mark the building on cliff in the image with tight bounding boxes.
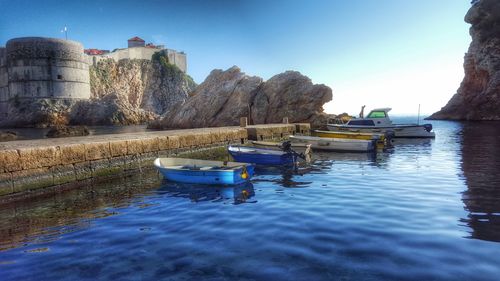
[0,35,188,119]
[86,36,187,73]
[0,37,91,118]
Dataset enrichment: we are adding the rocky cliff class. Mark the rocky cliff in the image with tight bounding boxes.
[155,66,332,129]
[0,56,196,127]
[70,57,195,126]
[429,0,500,120]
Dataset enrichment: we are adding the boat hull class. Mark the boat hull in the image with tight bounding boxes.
[326,124,435,138]
[154,158,254,185]
[313,130,392,149]
[289,135,375,152]
[228,146,296,165]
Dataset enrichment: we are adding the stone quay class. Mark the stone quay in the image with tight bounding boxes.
[0,123,310,203]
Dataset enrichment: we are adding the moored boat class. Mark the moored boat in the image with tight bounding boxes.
[326,108,435,138]
[228,145,296,166]
[289,135,376,152]
[228,142,311,165]
[154,158,254,185]
[313,130,393,149]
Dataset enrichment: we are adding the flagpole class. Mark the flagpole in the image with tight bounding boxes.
[61,26,68,40]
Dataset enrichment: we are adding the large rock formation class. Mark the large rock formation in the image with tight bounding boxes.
[156,66,332,129]
[89,58,195,116]
[0,99,78,128]
[70,58,195,125]
[429,0,500,120]
[0,57,196,127]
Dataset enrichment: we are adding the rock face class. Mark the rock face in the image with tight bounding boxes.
[0,99,78,128]
[158,66,332,129]
[0,131,17,142]
[0,57,196,128]
[89,58,195,116]
[429,0,500,120]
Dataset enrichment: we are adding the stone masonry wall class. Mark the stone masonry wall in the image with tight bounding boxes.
[0,123,309,202]
[0,127,247,199]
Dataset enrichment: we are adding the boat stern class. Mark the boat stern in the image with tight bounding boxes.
[233,164,255,184]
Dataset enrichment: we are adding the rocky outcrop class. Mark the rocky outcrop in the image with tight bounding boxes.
[156,66,332,129]
[46,126,89,138]
[69,93,156,126]
[0,99,77,128]
[89,58,195,116]
[0,131,17,142]
[429,0,500,120]
[0,57,196,128]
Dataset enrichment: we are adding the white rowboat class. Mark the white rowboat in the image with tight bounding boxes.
[289,135,375,152]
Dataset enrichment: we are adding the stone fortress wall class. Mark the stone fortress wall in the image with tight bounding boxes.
[0,36,188,118]
[0,37,90,117]
[88,47,187,73]
[0,48,8,117]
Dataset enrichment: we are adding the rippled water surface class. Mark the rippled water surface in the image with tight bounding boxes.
[1,119,500,280]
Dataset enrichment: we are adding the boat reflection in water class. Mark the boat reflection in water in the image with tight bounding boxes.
[459,121,500,242]
[157,181,255,205]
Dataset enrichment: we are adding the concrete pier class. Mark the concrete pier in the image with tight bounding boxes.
[0,124,310,201]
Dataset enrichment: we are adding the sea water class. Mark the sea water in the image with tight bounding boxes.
[1,119,500,280]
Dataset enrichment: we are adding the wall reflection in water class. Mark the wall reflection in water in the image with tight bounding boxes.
[0,170,162,252]
[460,122,500,242]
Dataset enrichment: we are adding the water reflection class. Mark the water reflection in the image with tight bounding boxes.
[157,181,256,204]
[0,170,161,252]
[252,165,314,188]
[460,121,500,242]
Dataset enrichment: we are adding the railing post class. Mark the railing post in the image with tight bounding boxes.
[240,117,248,127]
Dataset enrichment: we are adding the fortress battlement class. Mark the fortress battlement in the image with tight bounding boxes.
[85,36,187,73]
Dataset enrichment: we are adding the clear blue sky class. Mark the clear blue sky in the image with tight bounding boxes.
[0,0,472,115]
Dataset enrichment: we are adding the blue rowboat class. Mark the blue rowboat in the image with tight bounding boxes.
[228,145,297,166]
[154,158,254,185]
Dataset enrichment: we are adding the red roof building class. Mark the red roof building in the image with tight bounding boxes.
[128,36,145,48]
[84,49,106,55]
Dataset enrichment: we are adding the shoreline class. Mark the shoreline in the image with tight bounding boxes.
[0,123,309,203]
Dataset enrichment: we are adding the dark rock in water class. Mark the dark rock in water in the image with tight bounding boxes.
[429,0,500,120]
[46,126,90,138]
[157,66,332,129]
[0,131,17,142]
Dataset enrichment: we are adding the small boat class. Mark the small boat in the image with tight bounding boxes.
[326,108,435,138]
[289,135,376,152]
[228,143,310,165]
[313,130,393,149]
[154,158,254,185]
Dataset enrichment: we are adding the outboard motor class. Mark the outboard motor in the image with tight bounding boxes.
[280,141,293,152]
[384,130,395,147]
[423,124,433,132]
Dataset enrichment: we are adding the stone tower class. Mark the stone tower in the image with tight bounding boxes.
[0,37,90,118]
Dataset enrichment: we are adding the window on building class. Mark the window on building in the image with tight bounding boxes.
[57,75,63,80]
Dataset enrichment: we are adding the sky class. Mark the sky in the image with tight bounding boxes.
[0,0,472,115]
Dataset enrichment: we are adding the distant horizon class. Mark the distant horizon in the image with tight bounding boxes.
[0,0,472,115]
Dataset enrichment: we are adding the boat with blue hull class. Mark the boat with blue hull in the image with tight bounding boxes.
[228,145,297,166]
[154,158,254,185]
